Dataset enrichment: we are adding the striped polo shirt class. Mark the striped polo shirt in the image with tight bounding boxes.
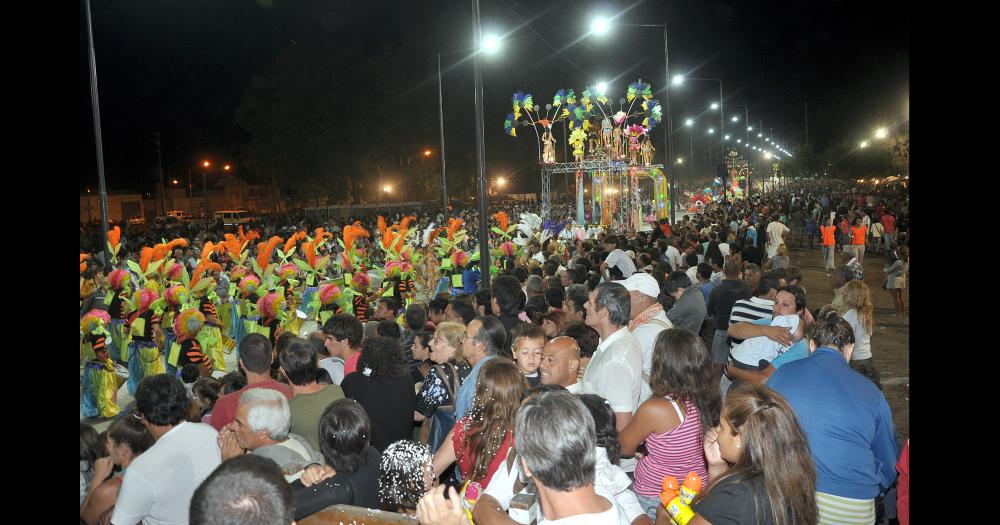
[728,296,774,346]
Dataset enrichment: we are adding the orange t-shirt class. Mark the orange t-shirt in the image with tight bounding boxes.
[819,225,836,246]
[851,226,868,245]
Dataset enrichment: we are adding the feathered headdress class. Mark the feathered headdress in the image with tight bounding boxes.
[255,236,283,272]
[80,253,89,275]
[190,261,222,292]
[173,308,205,339]
[499,241,516,257]
[283,231,307,256]
[107,226,122,264]
[423,225,443,247]
[352,272,370,290]
[165,262,184,282]
[108,269,130,290]
[451,251,470,268]
[343,222,369,250]
[447,218,464,241]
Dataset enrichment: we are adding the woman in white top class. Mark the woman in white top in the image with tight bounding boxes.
[841,280,874,365]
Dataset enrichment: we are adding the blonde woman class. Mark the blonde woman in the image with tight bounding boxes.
[765,243,790,270]
[842,280,875,365]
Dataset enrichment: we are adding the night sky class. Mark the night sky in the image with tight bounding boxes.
[80,0,908,195]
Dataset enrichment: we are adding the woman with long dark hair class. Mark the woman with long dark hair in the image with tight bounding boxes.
[431,357,525,487]
[655,384,817,525]
[619,328,722,519]
[341,336,416,451]
[80,416,155,525]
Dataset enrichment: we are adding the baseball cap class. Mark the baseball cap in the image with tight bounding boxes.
[618,272,660,298]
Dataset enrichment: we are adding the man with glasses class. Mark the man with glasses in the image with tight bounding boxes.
[453,316,507,421]
[112,374,221,525]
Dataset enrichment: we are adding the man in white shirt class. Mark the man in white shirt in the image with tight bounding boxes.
[661,239,682,270]
[113,374,221,525]
[600,236,637,281]
[582,282,643,432]
[765,216,790,259]
[539,336,582,393]
[618,272,672,404]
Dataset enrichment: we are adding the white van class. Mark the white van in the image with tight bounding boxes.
[166,210,191,222]
[213,210,253,227]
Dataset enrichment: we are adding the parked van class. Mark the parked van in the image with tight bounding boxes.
[166,210,191,222]
[213,210,253,227]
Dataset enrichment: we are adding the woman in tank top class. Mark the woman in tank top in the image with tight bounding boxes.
[618,328,722,520]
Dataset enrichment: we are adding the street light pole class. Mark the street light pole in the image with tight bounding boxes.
[663,24,676,225]
[471,0,491,288]
[437,53,449,221]
[85,0,111,271]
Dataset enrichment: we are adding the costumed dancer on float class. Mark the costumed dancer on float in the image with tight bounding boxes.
[81,309,125,418]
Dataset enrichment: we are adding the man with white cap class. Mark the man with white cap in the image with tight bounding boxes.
[618,272,672,404]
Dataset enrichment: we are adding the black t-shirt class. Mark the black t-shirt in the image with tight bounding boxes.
[341,373,416,452]
[693,474,777,525]
[291,446,381,520]
[741,244,764,267]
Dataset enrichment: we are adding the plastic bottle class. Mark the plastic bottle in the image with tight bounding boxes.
[660,475,696,525]
[679,471,703,505]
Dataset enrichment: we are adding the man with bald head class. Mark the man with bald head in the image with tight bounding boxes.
[539,336,582,393]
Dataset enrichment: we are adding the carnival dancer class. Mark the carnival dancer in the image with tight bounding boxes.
[255,292,286,349]
[161,284,189,376]
[169,308,213,378]
[81,310,125,419]
[190,244,226,373]
[106,268,132,366]
[123,286,165,395]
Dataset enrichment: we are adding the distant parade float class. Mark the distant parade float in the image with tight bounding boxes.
[503,79,669,231]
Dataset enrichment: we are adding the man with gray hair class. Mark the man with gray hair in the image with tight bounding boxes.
[513,390,630,523]
[582,282,643,433]
[218,388,323,482]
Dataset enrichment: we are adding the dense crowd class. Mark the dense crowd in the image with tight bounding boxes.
[79,179,909,525]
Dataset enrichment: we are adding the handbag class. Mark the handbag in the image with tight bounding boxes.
[419,363,462,453]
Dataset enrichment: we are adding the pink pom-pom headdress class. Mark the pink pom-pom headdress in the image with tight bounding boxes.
[165,285,189,307]
[108,269,130,290]
[239,275,261,297]
[318,283,342,305]
[257,292,285,319]
[81,309,111,335]
[133,288,160,314]
[277,263,297,281]
[173,309,205,339]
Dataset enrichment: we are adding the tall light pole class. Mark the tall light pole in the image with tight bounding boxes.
[437,53,448,220]
[471,0,491,288]
[85,0,111,270]
[590,17,676,224]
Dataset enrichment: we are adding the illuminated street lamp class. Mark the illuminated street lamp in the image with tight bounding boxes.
[860,140,869,148]
[684,118,693,127]
[676,157,684,164]
[496,176,506,187]
[875,127,888,139]
[590,16,611,36]
[710,102,719,110]
[424,149,432,157]
[482,34,501,54]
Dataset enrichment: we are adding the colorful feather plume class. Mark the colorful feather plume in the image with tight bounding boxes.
[343,222,369,250]
[500,241,516,257]
[451,251,469,268]
[284,231,307,255]
[221,234,244,258]
[504,113,516,137]
[108,226,121,249]
[425,226,444,246]
[494,212,510,232]
[352,272,370,290]
[190,261,222,290]
[139,247,155,273]
[166,263,183,281]
[377,216,388,236]
[447,218,464,241]
[256,236,283,270]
